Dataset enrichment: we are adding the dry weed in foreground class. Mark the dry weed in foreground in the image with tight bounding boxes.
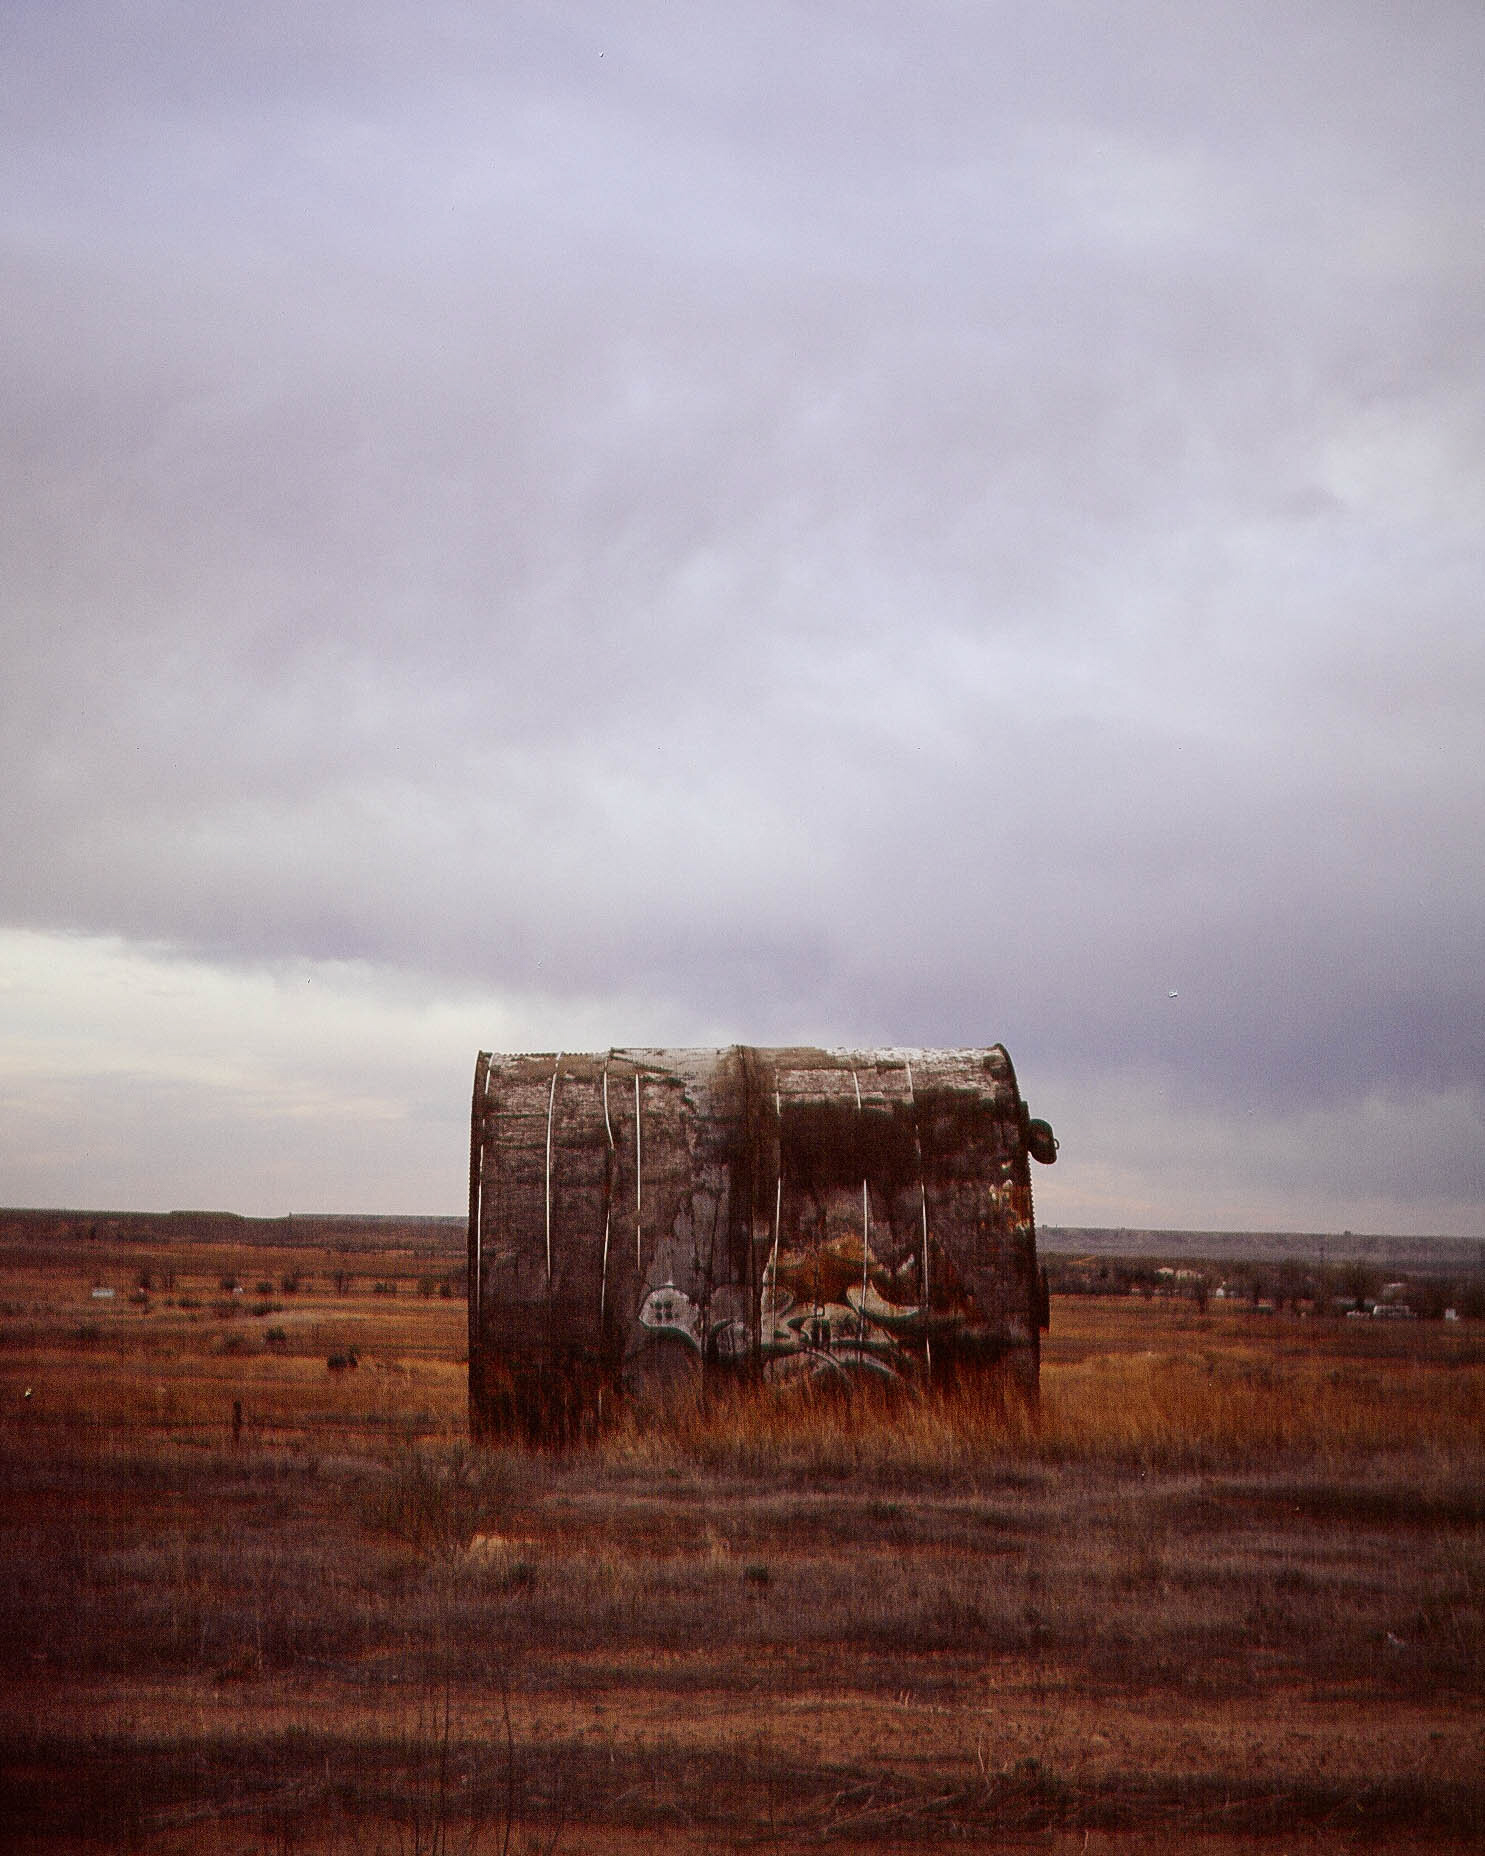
[1041,1345,1485,1468]
[599,1340,1485,1481]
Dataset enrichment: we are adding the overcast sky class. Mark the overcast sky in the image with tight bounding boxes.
[3,2,1482,1232]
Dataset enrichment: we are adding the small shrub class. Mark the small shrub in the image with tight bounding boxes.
[368,1443,529,1553]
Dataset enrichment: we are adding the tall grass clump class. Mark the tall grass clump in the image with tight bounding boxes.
[595,1345,1485,1482]
[367,1441,536,1552]
[603,1376,1042,1486]
[1040,1349,1485,1471]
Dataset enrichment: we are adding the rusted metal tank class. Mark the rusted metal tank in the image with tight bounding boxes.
[467,1045,1057,1440]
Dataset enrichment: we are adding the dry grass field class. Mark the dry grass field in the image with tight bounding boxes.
[1,1223,1483,1854]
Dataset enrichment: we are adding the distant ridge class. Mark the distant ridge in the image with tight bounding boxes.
[1042,1227,1485,1270]
[0,1208,463,1252]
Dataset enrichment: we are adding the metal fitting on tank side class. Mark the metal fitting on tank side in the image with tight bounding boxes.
[1019,1098,1059,1165]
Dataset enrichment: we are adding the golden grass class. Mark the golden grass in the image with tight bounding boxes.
[0,1236,469,1448]
[7,1228,1478,1524]
[3,1238,1484,1852]
[7,1234,1481,1477]
[1042,1345,1485,1466]
[597,1300,1485,1484]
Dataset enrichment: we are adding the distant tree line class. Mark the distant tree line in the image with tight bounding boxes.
[1043,1254,1485,1319]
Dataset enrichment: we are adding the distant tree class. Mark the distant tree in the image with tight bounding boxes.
[1342,1260,1379,1305]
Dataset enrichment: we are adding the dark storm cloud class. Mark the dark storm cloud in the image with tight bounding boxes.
[3,2,1482,1221]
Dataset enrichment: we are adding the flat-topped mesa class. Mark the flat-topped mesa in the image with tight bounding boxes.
[467,1045,1058,1441]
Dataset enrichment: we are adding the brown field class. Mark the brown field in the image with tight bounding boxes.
[1,1225,1483,1854]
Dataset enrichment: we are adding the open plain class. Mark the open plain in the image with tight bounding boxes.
[1,1218,1482,1854]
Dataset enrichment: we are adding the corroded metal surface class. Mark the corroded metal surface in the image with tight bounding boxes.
[468,1045,1056,1439]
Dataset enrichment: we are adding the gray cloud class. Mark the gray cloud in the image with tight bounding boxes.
[3,2,1482,1225]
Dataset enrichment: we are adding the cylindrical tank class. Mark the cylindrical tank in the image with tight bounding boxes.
[467,1045,1056,1440]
